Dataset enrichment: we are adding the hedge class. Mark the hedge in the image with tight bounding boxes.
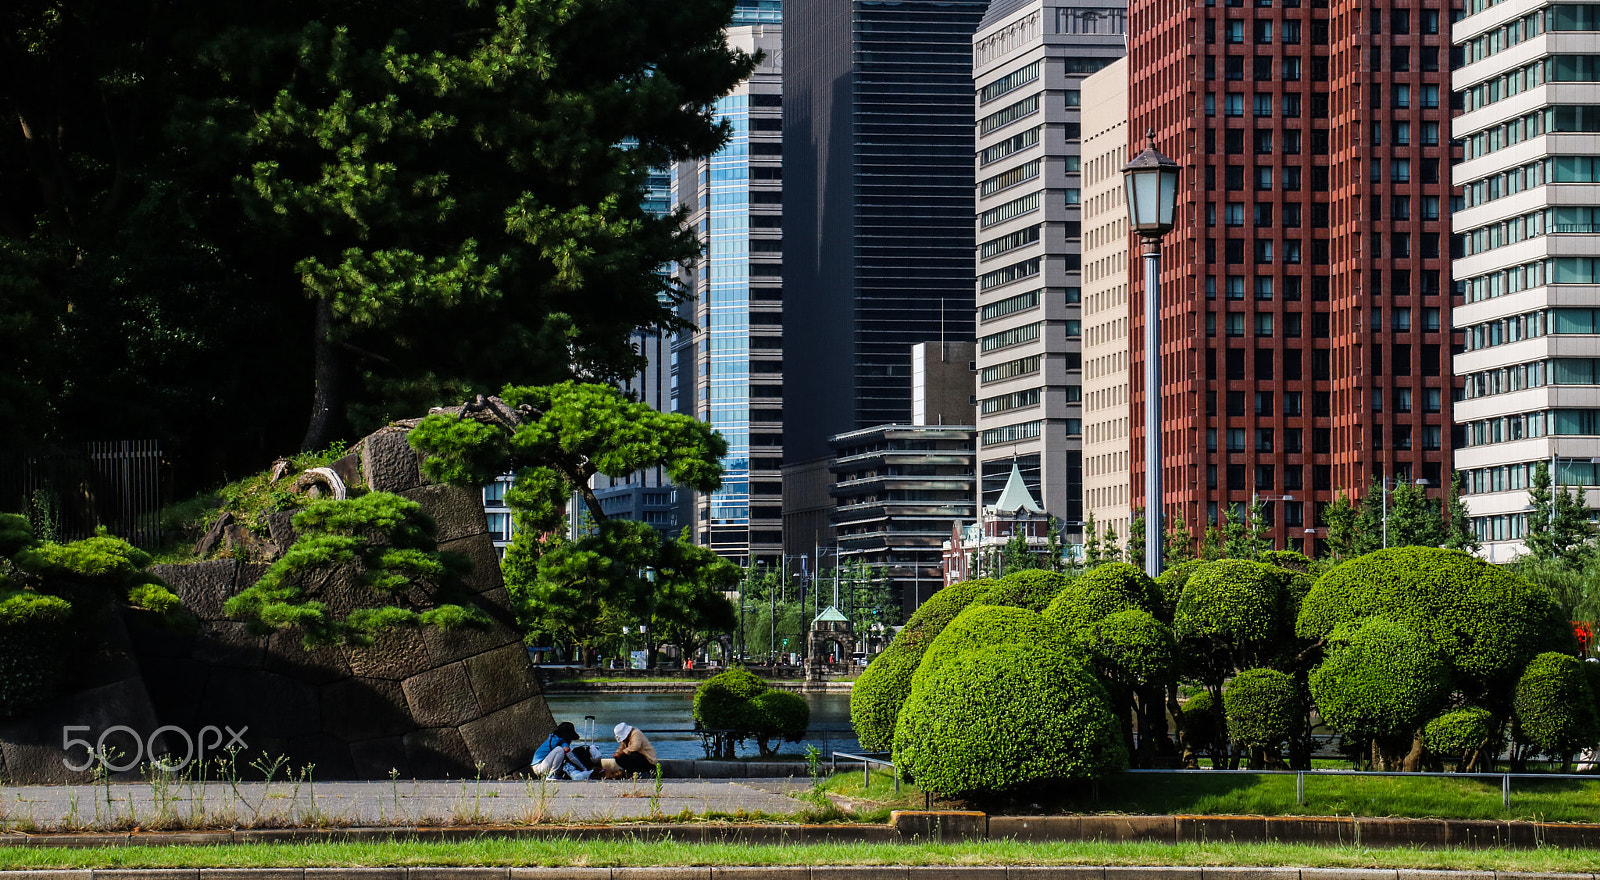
[1043,562,1158,634]
[1224,667,1302,750]
[1309,618,1451,742]
[893,638,1126,797]
[915,604,1072,687]
[1297,547,1574,700]
[849,578,993,750]
[977,569,1072,612]
[1512,651,1600,758]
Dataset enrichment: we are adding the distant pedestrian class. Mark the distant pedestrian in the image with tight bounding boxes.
[612,722,658,777]
[531,721,588,779]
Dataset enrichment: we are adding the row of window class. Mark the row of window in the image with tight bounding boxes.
[981,420,1044,447]
[981,388,1041,415]
[980,159,1040,197]
[1461,5,1600,68]
[1468,460,1600,495]
[980,126,1041,168]
[981,289,1041,322]
[979,257,1042,292]
[978,94,1039,136]
[1462,358,1600,400]
[1464,107,1600,160]
[979,320,1042,353]
[980,224,1041,261]
[1206,425,1442,455]
[1208,274,1309,301]
[1463,56,1600,115]
[1466,258,1600,305]
[980,191,1040,229]
[978,59,1042,105]
[1370,120,1443,148]
[981,354,1041,385]
[1463,409,1600,447]
[1463,157,1548,209]
[1461,207,1600,258]
[1206,92,1316,118]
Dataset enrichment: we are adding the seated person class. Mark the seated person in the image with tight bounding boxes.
[612,722,658,777]
[530,721,584,779]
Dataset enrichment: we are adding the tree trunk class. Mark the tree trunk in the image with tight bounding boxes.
[299,296,341,452]
[1401,728,1426,772]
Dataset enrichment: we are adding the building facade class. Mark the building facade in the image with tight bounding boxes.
[970,0,1124,540]
[1079,56,1134,546]
[673,10,786,566]
[1451,0,1600,561]
[1127,0,1462,556]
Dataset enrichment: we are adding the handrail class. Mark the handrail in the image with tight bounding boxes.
[831,750,900,793]
[1123,767,1599,808]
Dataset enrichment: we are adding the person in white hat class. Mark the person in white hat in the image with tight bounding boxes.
[612,722,658,777]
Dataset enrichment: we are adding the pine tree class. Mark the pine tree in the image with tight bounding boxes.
[1322,490,1360,560]
[1529,462,1595,562]
[1353,479,1385,555]
[1388,479,1446,548]
[1102,524,1121,563]
[1443,472,1481,553]
[1245,496,1272,557]
[1083,512,1103,568]
[1164,511,1195,568]
[1221,504,1250,559]
[1128,511,1147,570]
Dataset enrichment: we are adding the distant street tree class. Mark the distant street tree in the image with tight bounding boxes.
[1443,473,1481,554]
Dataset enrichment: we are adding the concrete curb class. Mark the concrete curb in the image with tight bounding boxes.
[0,871,1595,880]
[2,814,1599,850]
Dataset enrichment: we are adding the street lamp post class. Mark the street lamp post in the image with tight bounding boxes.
[1122,129,1181,580]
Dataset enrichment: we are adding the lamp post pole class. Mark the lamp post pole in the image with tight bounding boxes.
[1123,128,1181,581]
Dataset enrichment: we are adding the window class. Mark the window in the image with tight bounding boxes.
[1225,93,1244,116]
[1255,20,1273,42]
[1282,94,1301,117]
[1226,130,1245,154]
[1393,84,1410,108]
[1227,276,1246,299]
[1257,429,1275,452]
[1226,312,1246,336]
[1392,159,1411,182]
[1228,390,1246,415]
[1226,56,1245,80]
[1225,202,1244,226]
[1255,313,1275,335]
[1256,167,1274,190]
[1283,58,1301,80]
[1284,391,1303,415]
[1255,391,1274,414]
[1255,276,1274,299]
[1255,130,1274,154]
[1254,94,1273,117]
[1256,239,1274,262]
[1228,20,1245,42]
[1255,203,1274,227]
[1421,85,1439,109]
[1228,428,1247,452]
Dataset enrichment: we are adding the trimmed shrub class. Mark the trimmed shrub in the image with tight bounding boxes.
[1154,559,1205,623]
[1513,652,1600,759]
[1043,562,1158,634]
[978,569,1073,612]
[1258,550,1314,574]
[1173,560,1289,646]
[1180,690,1226,755]
[917,604,1072,683]
[1085,608,1177,687]
[1424,707,1499,768]
[1297,547,1574,700]
[694,667,811,757]
[749,689,811,754]
[850,578,993,750]
[1309,618,1450,743]
[694,667,768,732]
[893,638,1126,796]
[1224,668,1302,751]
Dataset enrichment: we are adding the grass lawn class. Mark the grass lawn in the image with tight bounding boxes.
[3,839,1600,871]
[818,770,1600,825]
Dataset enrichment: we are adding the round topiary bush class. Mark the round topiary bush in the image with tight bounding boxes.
[1085,608,1176,687]
[893,634,1126,797]
[1154,559,1205,623]
[1309,618,1451,747]
[1223,668,1302,755]
[1043,562,1158,634]
[1424,707,1499,769]
[1173,559,1289,646]
[977,569,1073,612]
[916,604,1072,683]
[1179,690,1226,756]
[749,688,812,755]
[1258,550,1314,574]
[1297,547,1574,700]
[850,578,994,750]
[1513,651,1600,760]
[694,667,768,733]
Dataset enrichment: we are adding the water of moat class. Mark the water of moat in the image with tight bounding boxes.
[544,691,860,761]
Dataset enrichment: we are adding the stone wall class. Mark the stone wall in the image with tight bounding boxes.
[1,418,554,783]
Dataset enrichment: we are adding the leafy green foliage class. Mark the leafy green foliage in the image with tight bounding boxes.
[893,608,1126,796]
[978,569,1072,612]
[1154,559,1204,623]
[224,493,485,648]
[692,667,808,756]
[849,578,992,751]
[1297,547,1574,703]
[1172,560,1302,686]
[1179,690,1226,757]
[1424,707,1499,769]
[1444,472,1480,554]
[1512,652,1600,759]
[1309,618,1451,743]
[1223,668,1302,751]
[1085,608,1177,688]
[1042,562,1158,634]
[1387,480,1446,549]
[1525,462,1593,564]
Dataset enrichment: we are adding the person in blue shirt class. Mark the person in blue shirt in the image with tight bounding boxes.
[530,721,580,779]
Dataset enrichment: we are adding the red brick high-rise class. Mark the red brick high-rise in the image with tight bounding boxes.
[1128,0,1462,553]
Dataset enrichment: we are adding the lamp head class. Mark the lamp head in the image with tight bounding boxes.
[1121,128,1181,238]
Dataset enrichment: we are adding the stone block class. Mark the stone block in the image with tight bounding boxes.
[460,697,555,777]
[264,512,299,555]
[1103,869,1199,880]
[196,621,267,669]
[283,733,356,778]
[812,869,907,880]
[1534,823,1600,848]
[201,669,320,739]
[155,559,240,619]
[611,871,709,880]
[266,632,350,685]
[329,452,364,489]
[403,663,481,727]
[305,870,404,880]
[0,675,162,783]
[1178,815,1266,843]
[363,428,424,493]
[911,868,1007,880]
[466,643,539,714]
[401,484,489,543]
[199,871,304,880]
[1396,871,1493,880]
[349,736,409,779]
[890,810,987,842]
[402,727,475,778]
[438,533,505,594]
[1447,819,1508,848]
[407,870,509,880]
[1081,815,1177,842]
[95,871,200,880]
[989,815,1082,841]
[711,870,806,880]
[421,620,511,667]
[322,678,411,741]
[510,870,612,880]
[1263,816,1360,845]
[1006,868,1107,880]
[1365,819,1450,848]
[345,629,434,681]
[1299,870,1397,880]
[1203,869,1297,880]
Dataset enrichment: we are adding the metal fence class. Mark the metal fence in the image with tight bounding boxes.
[0,440,163,547]
[1125,768,1597,808]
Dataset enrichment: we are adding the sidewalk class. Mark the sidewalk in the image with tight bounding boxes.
[0,778,813,831]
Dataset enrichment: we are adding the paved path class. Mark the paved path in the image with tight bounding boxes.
[0,779,814,831]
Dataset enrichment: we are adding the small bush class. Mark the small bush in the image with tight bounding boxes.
[1043,562,1158,634]
[850,578,992,751]
[1154,559,1205,623]
[1513,651,1600,759]
[894,637,1126,797]
[694,668,809,757]
[750,689,811,754]
[977,569,1073,612]
[1424,707,1499,769]
[1173,560,1288,646]
[1224,668,1302,752]
[1309,618,1451,743]
[1179,690,1226,756]
[1085,608,1177,687]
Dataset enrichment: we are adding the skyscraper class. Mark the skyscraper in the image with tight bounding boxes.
[1127,0,1461,554]
[1451,0,1600,560]
[673,3,786,565]
[971,0,1124,534]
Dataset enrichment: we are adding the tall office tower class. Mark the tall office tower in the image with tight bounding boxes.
[1080,57,1134,544]
[783,0,991,545]
[672,4,785,565]
[1127,0,1461,555]
[970,0,1124,535]
[1452,1,1600,561]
